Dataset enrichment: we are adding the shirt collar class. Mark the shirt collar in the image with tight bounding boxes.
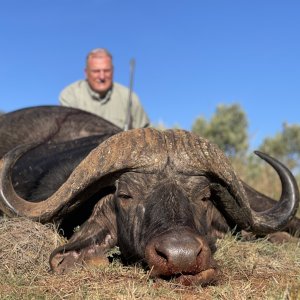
[86,80,113,103]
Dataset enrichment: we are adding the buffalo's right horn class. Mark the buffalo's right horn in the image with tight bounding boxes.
[0,129,169,222]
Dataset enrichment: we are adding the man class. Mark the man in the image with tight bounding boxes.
[59,48,150,129]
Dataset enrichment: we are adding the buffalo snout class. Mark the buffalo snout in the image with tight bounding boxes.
[144,228,217,285]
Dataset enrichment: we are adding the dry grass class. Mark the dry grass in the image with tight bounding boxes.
[0,218,299,299]
[0,217,65,275]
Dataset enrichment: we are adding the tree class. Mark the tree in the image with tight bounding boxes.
[192,103,248,157]
[259,123,300,170]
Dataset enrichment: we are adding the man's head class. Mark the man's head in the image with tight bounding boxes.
[85,48,114,97]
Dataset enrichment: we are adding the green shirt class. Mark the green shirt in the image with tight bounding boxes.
[59,80,150,129]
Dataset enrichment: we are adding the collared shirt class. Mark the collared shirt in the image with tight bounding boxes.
[59,80,150,129]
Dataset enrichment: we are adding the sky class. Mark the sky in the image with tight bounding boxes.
[0,0,299,150]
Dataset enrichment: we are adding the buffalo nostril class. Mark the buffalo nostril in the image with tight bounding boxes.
[155,249,168,261]
[196,248,202,258]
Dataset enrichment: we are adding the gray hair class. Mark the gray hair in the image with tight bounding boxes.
[86,48,113,66]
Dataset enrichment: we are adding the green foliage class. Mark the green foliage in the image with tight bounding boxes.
[192,103,248,156]
[259,123,300,170]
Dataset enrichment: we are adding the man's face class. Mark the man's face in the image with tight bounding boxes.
[85,55,113,96]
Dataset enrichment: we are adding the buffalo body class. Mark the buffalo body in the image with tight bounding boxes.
[0,106,299,286]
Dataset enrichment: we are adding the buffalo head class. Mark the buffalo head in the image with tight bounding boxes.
[0,128,298,285]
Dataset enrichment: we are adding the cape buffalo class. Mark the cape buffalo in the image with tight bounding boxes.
[0,106,299,286]
[0,105,121,158]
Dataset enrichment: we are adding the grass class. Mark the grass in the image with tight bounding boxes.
[0,218,299,299]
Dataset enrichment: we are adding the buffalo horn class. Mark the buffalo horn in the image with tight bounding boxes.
[0,128,298,232]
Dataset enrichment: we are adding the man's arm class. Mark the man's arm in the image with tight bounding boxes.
[59,82,82,108]
[59,87,74,107]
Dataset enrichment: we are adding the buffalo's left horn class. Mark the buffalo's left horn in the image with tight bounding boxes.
[247,151,299,233]
[161,129,299,234]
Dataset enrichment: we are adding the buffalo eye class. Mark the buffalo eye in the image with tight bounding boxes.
[115,179,133,204]
[116,192,133,209]
[117,193,132,200]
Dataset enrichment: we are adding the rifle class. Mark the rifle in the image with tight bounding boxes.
[124,58,135,131]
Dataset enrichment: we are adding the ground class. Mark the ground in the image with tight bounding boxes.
[0,218,299,299]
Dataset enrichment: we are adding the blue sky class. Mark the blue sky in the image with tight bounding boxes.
[1,0,299,150]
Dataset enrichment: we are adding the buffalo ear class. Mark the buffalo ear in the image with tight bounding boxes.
[49,240,112,274]
[49,195,118,274]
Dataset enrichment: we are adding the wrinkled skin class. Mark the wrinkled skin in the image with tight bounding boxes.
[50,172,223,285]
